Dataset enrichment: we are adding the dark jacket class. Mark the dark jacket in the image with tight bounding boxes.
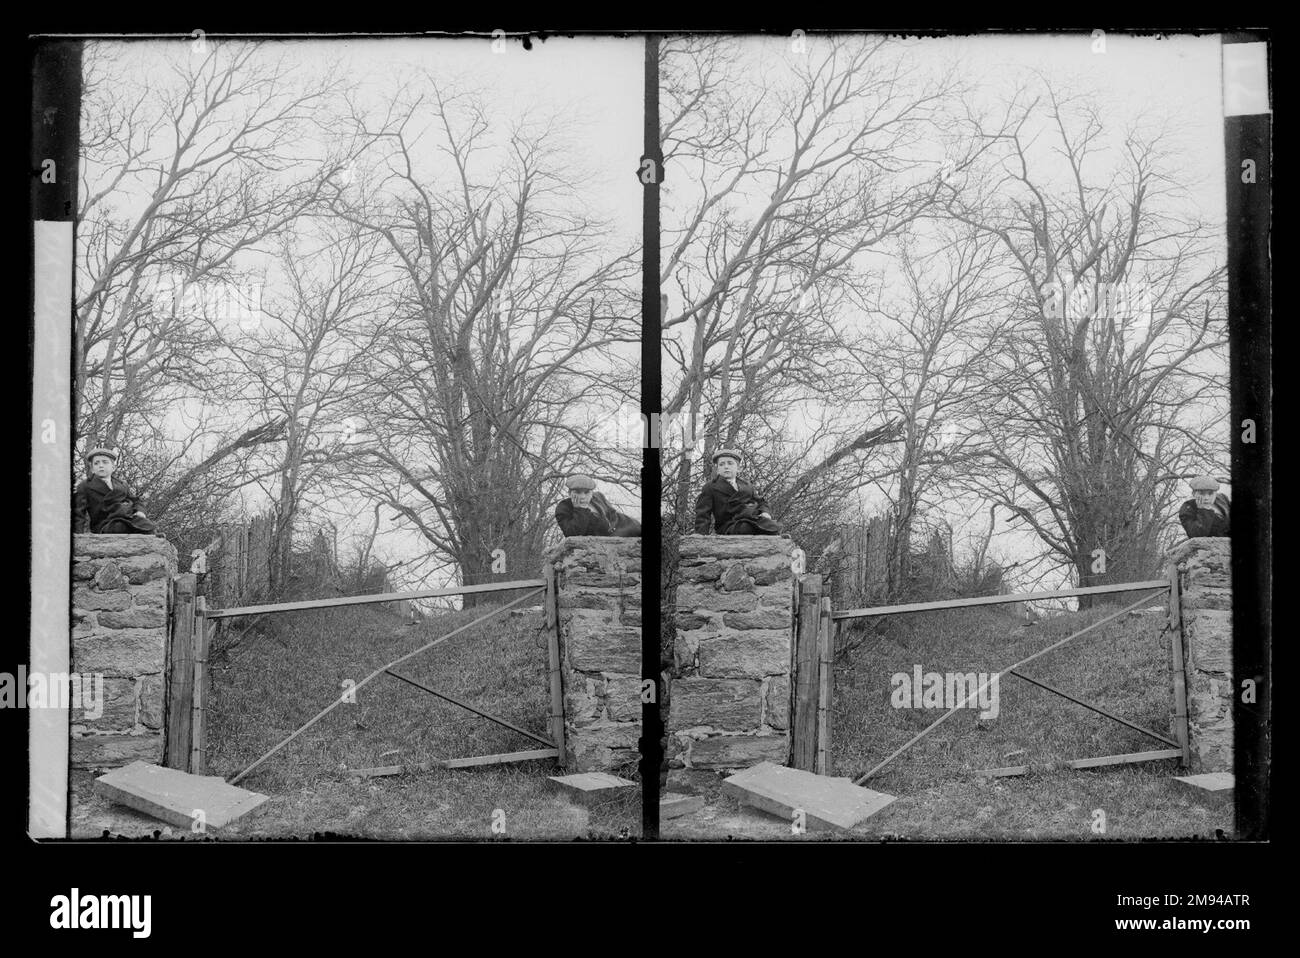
[555,491,641,537]
[74,476,156,534]
[694,475,780,534]
[1178,493,1230,538]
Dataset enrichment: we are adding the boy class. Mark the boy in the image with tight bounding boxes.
[554,474,641,537]
[74,447,159,535]
[693,448,782,535]
[1178,475,1230,538]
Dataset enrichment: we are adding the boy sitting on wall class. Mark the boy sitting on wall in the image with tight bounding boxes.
[554,473,641,537]
[74,447,160,535]
[693,448,783,535]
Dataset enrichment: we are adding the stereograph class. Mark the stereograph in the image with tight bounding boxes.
[22,24,1271,933]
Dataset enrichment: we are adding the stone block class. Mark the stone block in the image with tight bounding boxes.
[567,721,640,772]
[70,732,163,770]
[687,733,790,769]
[698,629,790,679]
[722,607,790,630]
[73,586,131,611]
[747,553,793,585]
[93,562,127,591]
[720,562,755,592]
[563,618,640,675]
[676,583,758,612]
[130,578,169,609]
[668,678,763,731]
[678,535,794,560]
[99,607,167,629]
[605,675,642,722]
[1185,610,1231,673]
[676,610,713,631]
[565,676,603,727]
[763,675,790,730]
[117,554,171,584]
[752,581,795,606]
[73,628,166,677]
[73,561,96,581]
[678,560,722,583]
[138,674,165,729]
[674,628,704,674]
[73,535,177,561]
[76,677,137,731]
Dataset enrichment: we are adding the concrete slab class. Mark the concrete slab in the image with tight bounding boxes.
[660,792,705,819]
[1173,771,1234,793]
[722,761,896,832]
[548,772,637,805]
[94,761,269,830]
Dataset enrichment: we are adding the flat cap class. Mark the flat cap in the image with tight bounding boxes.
[712,448,743,464]
[566,474,596,490]
[86,447,118,463]
[1189,475,1220,492]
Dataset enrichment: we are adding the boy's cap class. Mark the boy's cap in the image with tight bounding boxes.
[566,474,596,491]
[712,448,743,464]
[86,447,118,463]
[1189,475,1220,492]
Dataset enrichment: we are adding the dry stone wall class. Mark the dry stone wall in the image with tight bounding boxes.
[669,535,796,789]
[1171,536,1233,773]
[548,536,641,773]
[71,534,176,770]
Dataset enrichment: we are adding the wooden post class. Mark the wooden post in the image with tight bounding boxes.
[191,594,211,774]
[792,574,823,771]
[815,596,834,775]
[1167,561,1191,767]
[166,574,196,771]
[544,562,566,767]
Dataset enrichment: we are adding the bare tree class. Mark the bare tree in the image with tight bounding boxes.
[328,83,640,601]
[75,41,354,521]
[943,83,1229,596]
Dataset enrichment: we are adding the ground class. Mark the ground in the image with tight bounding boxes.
[72,601,640,840]
[663,603,1233,840]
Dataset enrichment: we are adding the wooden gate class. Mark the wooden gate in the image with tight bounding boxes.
[163,574,564,782]
[790,566,1191,782]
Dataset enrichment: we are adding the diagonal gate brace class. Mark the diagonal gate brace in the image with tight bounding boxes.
[382,668,556,749]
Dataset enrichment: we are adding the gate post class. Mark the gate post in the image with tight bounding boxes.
[1166,561,1191,767]
[815,596,834,775]
[544,562,566,767]
[191,594,211,774]
[792,574,823,771]
[166,573,196,771]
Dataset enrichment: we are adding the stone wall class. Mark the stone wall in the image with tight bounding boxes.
[669,535,796,789]
[1170,537,1232,773]
[71,534,176,770]
[548,536,641,773]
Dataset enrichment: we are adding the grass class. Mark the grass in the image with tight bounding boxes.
[663,603,1232,841]
[71,601,640,841]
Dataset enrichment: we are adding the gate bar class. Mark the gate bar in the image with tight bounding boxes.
[833,580,1169,621]
[207,578,547,619]
[1006,669,1180,748]
[382,668,556,749]
[853,588,1166,785]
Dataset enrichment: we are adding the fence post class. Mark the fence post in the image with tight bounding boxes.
[166,574,196,771]
[191,594,211,774]
[544,562,566,767]
[792,574,823,771]
[816,596,834,775]
[1166,561,1191,767]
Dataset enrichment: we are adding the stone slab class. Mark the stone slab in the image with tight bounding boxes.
[1173,771,1234,793]
[548,772,637,805]
[94,761,269,829]
[660,792,705,819]
[721,761,896,832]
